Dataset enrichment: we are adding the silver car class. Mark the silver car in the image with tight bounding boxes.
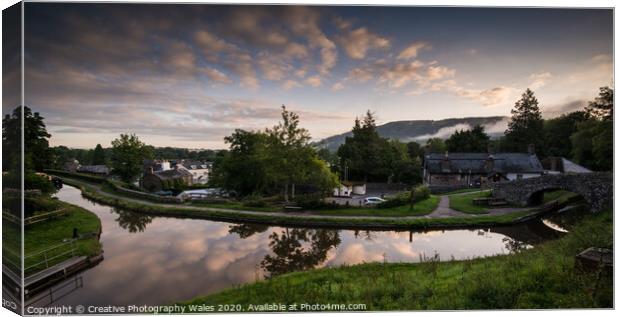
[364,197,386,205]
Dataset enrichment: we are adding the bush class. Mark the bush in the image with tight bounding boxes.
[294,193,337,210]
[242,194,269,208]
[26,173,58,195]
[377,185,430,209]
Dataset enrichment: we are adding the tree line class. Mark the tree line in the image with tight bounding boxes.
[333,86,613,185]
[3,86,612,197]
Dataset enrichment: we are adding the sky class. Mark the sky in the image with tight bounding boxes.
[15,4,613,149]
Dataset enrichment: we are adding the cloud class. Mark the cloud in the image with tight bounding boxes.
[257,53,293,81]
[455,86,514,106]
[426,66,456,81]
[413,123,472,140]
[203,66,233,84]
[284,6,337,75]
[284,42,309,59]
[281,79,302,90]
[543,99,586,118]
[305,75,322,87]
[338,27,390,59]
[379,61,425,88]
[331,82,344,91]
[529,72,552,90]
[397,42,431,60]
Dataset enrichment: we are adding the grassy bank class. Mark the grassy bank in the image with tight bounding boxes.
[62,177,540,229]
[449,191,492,214]
[314,195,440,217]
[180,209,613,310]
[3,195,103,275]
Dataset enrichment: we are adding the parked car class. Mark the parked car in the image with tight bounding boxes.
[364,197,386,205]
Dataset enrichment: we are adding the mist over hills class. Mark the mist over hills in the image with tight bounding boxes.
[316,116,509,151]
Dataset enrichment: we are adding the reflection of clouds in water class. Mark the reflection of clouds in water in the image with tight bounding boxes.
[50,185,542,307]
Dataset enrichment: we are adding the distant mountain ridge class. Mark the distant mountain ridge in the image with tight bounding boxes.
[317,116,508,151]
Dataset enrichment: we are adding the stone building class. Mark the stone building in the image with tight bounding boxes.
[423,151,544,191]
[141,168,193,192]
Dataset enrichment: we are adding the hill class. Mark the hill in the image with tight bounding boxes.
[316,116,508,151]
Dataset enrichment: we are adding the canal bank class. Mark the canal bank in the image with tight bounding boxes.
[180,207,613,310]
[57,176,565,230]
[28,184,570,308]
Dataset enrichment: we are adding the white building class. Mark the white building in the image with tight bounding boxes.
[178,161,212,184]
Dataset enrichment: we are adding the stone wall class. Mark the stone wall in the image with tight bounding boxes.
[491,172,613,212]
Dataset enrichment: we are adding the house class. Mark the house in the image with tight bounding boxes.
[332,181,366,197]
[333,183,353,197]
[141,167,193,192]
[143,159,171,173]
[423,149,544,190]
[177,160,212,185]
[63,159,80,172]
[77,165,110,175]
[541,157,592,174]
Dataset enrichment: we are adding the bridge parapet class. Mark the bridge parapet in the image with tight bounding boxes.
[491,172,613,212]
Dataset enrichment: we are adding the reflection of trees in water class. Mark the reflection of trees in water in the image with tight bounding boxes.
[228,223,269,238]
[260,228,341,278]
[502,237,528,253]
[111,208,153,233]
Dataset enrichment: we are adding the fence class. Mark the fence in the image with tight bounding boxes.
[26,275,83,306]
[24,240,77,276]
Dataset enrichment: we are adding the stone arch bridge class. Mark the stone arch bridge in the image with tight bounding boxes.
[490,173,613,212]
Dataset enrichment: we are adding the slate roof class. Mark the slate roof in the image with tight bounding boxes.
[542,157,592,174]
[152,168,192,180]
[77,165,110,174]
[424,153,544,174]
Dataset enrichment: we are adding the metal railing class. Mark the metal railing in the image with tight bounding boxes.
[24,209,68,226]
[24,240,77,276]
[26,275,83,306]
[2,246,22,276]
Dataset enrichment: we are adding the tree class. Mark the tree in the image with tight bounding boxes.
[406,141,424,162]
[504,89,544,152]
[213,106,338,199]
[92,144,106,165]
[211,130,272,196]
[3,106,52,172]
[424,138,446,154]
[337,111,390,182]
[570,120,612,171]
[110,134,153,183]
[543,111,590,157]
[585,86,613,121]
[266,106,313,201]
[445,125,490,152]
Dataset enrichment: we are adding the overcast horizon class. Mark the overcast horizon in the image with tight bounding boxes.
[11,4,613,149]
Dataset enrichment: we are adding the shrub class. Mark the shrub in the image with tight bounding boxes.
[242,194,269,208]
[294,193,337,210]
[377,185,430,209]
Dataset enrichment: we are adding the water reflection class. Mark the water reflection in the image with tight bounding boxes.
[111,207,153,233]
[261,229,341,277]
[42,185,564,307]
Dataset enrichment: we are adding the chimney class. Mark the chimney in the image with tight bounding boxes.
[485,156,495,173]
[528,144,535,155]
[441,152,450,172]
[148,167,154,174]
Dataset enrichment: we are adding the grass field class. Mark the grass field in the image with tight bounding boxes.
[15,197,102,275]
[179,208,613,310]
[449,191,492,214]
[314,195,440,217]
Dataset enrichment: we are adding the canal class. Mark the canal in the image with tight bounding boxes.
[32,185,567,307]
